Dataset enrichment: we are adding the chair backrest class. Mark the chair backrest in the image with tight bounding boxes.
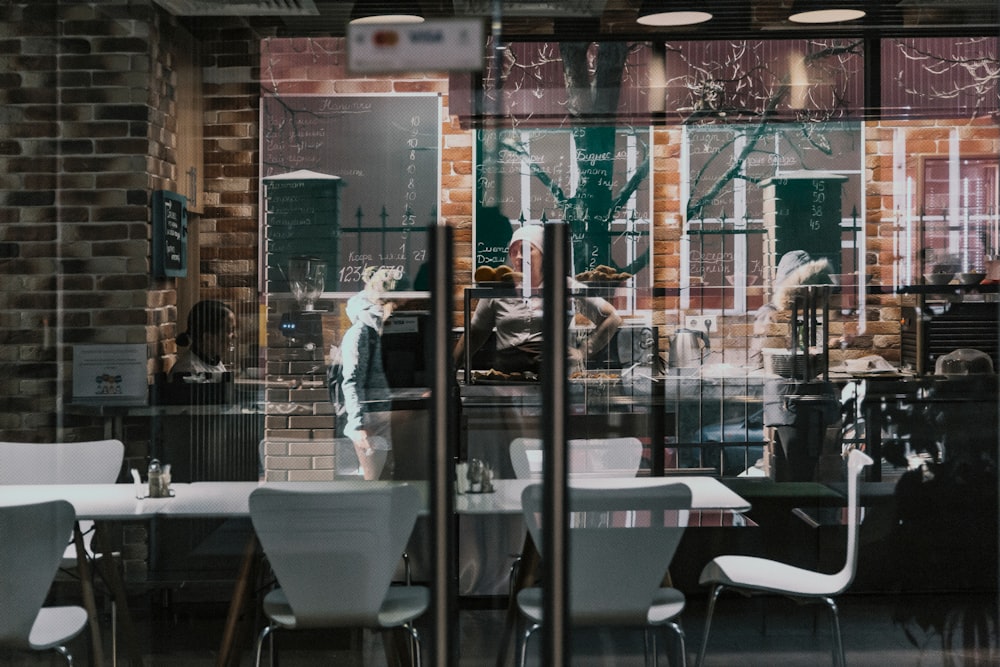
[0,500,77,649]
[0,440,124,485]
[521,482,692,625]
[833,448,875,594]
[509,437,644,479]
[249,483,421,628]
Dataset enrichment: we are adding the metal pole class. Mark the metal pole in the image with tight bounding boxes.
[542,222,570,667]
[429,225,457,666]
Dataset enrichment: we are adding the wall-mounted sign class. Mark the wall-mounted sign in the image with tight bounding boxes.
[348,19,484,74]
[72,344,148,405]
[152,190,188,277]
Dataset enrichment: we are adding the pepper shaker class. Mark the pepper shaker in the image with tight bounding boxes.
[148,458,162,498]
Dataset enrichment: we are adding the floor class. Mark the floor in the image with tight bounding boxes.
[13,587,998,666]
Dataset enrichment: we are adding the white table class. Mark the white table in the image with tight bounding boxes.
[1,478,750,667]
[455,476,751,515]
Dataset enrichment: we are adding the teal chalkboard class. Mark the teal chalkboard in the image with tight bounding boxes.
[762,172,847,274]
[152,190,187,278]
[261,94,441,292]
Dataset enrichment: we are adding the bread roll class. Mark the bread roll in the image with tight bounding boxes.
[474,265,496,282]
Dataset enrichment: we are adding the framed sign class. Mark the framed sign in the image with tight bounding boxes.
[152,190,188,278]
[72,344,148,405]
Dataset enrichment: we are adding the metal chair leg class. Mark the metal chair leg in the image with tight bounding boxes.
[823,596,846,667]
[519,622,539,667]
[255,623,276,667]
[668,620,688,667]
[53,645,73,666]
[695,585,723,667]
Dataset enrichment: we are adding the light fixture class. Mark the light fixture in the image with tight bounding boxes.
[636,0,713,26]
[788,0,866,24]
[349,0,425,24]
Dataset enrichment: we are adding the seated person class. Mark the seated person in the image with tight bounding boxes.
[170,299,236,381]
[453,224,622,375]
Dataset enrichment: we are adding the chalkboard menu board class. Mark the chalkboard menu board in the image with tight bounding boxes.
[152,189,187,278]
[261,94,441,292]
[474,126,651,281]
[263,172,341,293]
[762,171,847,275]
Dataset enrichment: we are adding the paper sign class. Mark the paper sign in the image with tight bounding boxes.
[72,344,148,405]
[348,19,484,73]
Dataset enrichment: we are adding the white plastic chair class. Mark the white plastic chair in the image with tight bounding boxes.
[249,484,429,667]
[0,439,125,658]
[509,436,644,479]
[695,448,874,667]
[0,439,125,486]
[0,500,88,664]
[517,482,692,667]
[0,438,125,562]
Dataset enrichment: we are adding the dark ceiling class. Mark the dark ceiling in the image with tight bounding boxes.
[245,0,1000,40]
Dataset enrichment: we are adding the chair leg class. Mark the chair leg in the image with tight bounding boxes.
[520,623,539,667]
[822,596,846,667]
[255,623,276,667]
[644,627,657,667]
[695,585,723,667]
[668,620,687,667]
[53,645,73,666]
[403,622,422,667]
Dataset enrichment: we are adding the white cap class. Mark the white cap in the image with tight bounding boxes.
[509,224,545,254]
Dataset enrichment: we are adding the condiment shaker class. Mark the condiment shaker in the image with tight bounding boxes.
[148,458,162,498]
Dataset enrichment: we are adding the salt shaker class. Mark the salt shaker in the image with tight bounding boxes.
[148,458,162,498]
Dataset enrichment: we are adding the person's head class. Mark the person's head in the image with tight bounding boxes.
[361,265,402,320]
[508,225,545,287]
[178,300,236,363]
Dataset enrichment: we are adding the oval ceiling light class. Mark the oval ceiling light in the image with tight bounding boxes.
[349,0,425,24]
[637,1,713,26]
[788,1,866,24]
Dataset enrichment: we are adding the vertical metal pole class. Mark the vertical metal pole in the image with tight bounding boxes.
[429,225,457,666]
[542,222,570,667]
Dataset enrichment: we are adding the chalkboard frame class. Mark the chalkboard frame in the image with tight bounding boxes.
[259,93,442,295]
[151,189,187,278]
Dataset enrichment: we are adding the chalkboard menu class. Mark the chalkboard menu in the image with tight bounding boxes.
[474,126,651,281]
[762,171,847,275]
[261,94,441,292]
[263,172,341,293]
[152,189,187,278]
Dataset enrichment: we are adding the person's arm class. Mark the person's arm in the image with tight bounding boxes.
[453,298,496,368]
[572,286,623,362]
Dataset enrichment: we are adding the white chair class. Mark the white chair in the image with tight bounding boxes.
[0,439,125,486]
[509,436,644,479]
[516,482,692,667]
[0,500,88,664]
[249,484,429,667]
[0,438,125,563]
[0,439,125,659]
[695,448,874,667]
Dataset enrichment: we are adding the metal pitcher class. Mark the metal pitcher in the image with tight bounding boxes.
[668,328,710,368]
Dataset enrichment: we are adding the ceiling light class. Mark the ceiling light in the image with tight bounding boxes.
[637,1,713,27]
[349,0,424,24]
[788,1,866,24]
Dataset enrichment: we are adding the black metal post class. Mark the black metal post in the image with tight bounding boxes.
[542,222,570,667]
[429,225,457,667]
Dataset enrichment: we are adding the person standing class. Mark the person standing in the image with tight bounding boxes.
[341,266,401,480]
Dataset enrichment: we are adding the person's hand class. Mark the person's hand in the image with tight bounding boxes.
[352,431,374,458]
[567,346,586,373]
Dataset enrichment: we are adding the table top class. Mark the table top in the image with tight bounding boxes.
[0,483,178,519]
[455,477,751,515]
[0,477,749,520]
